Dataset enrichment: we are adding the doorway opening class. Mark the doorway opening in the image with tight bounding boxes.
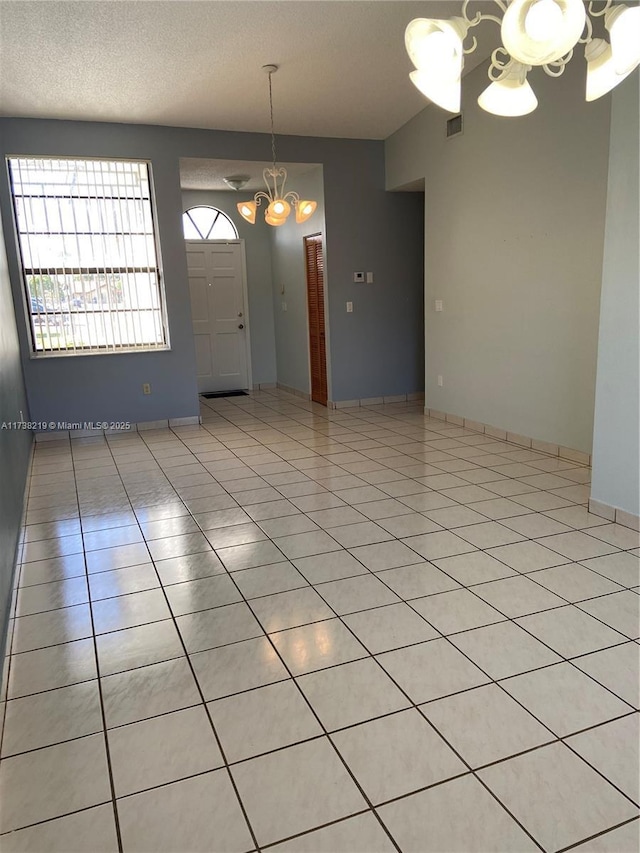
[180,157,326,401]
[304,234,328,406]
[185,240,251,394]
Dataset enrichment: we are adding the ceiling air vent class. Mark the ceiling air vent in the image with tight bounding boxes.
[446,113,463,138]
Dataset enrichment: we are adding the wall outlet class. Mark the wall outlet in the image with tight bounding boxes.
[346,301,353,313]
[142,383,152,395]
[353,272,365,283]
[435,299,443,312]
[437,375,444,387]
[366,272,374,284]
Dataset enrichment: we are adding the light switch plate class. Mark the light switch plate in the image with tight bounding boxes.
[346,301,353,313]
[366,272,374,283]
[435,300,443,312]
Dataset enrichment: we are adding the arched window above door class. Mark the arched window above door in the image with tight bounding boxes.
[183,206,238,240]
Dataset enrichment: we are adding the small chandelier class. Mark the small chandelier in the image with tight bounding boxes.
[405,0,640,117]
[237,65,317,226]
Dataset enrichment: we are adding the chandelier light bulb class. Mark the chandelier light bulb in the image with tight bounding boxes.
[585,38,634,102]
[405,17,467,80]
[478,61,538,117]
[424,30,459,68]
[410,69,461,113]
[237,201,257,224]
[238,66,317,227]
[524,0,564,42]
[501,0,586,65]
[403,0,635,120]
[267,199,291,219]
[605,4,640,76]
[296,201,317,224]
[265,212,287,226]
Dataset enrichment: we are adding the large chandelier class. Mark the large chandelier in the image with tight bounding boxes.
[237,65,317,226]
[405,0,640,117]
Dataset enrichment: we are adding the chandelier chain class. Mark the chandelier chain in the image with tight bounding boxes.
[236,65,316,226]
[268,70,277,170]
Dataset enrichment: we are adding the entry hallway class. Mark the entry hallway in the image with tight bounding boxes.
[0,390,638,853]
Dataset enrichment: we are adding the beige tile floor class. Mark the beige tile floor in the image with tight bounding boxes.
[0,389,638,852]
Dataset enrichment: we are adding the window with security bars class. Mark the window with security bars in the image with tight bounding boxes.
[8,157,169,355]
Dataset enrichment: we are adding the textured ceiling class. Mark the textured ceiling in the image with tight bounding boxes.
[180,158,321,191]
[0,0,496,139]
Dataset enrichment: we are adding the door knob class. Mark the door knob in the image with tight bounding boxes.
[238,323,244,329]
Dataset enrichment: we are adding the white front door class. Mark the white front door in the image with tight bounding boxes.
[186,241,250,393]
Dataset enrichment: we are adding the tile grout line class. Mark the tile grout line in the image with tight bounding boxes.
[4,392,637,849]
[557,815,640,853]
[153,420,405,853]
[69,435,125,853]
[97,435,264,853]
[166,416,552,852]
[195,396,640,828]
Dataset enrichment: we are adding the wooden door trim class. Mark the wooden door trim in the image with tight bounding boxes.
[304,233,328,407]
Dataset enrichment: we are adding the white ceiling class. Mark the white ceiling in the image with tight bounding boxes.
[180,157,321,191]
[0,0,497,140]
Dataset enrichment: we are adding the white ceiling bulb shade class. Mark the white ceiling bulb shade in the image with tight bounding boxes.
[501,0,586,65]
[409,69,461,113]
[478,60,538,116]
[405,16,468,80]
[605,4,640,75]
[524,0,564,40]
[267,199,291,219]
[403,1,636,119]
[585,38,634,102]
[237,200,257,224]
[296,201,317,224]
[223,175,249,191]
[236,65,317,227]
[265,212,287,226]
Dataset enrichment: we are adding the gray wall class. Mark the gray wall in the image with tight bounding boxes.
[181,189,277,386]
[0,121,201,426]
[0,207,31,659]
[591,74,640,517]
[269,168,326,395]
[324,151,424,402]
[0,118,424,418]
[385,57,612,453]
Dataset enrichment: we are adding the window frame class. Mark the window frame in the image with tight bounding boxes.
[7,155,171,359]
[182,205,239,241]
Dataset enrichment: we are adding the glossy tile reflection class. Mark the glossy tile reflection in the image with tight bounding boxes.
[1,389,638,852]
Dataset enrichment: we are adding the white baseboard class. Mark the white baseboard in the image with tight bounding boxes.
[423,407,591,466]
[34,414,201,441]
[329,392,425,409]
[588,499,639,531]
[276,383,311,400]
[169,416,201,428]
[1,435,34,721]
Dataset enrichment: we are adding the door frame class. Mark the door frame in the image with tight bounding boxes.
[303,232,330,406]
[184,238,253,392]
